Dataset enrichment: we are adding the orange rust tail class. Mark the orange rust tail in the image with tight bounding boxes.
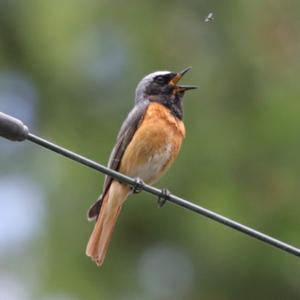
[86,181,130,266]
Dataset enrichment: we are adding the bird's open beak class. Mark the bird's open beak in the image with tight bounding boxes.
[169,67,197,92]
[176,85,198,92]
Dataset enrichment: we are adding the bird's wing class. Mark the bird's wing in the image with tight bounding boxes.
[87,100,150,221]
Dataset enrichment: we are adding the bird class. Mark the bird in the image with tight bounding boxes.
[86,67,196,266]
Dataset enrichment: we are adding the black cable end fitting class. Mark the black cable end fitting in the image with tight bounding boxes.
[0,112,29,142]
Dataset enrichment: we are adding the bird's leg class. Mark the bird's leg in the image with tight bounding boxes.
[158,188,171,207]
[132,177,145,194]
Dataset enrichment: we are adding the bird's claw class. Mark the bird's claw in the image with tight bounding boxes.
[158,188,170,207]
[132,177,144,194]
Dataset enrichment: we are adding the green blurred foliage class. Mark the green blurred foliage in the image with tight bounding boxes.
[1,0,300,299]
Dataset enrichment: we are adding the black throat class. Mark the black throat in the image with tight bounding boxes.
[165,98,183,120]
[148,94,184,120]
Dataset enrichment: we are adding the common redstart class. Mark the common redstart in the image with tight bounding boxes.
[86,67,196,266]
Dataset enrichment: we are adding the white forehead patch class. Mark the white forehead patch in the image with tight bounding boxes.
[135,70,171,103]
[141,70,171,82]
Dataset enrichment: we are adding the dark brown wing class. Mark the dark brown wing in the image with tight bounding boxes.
[87,100,149,221]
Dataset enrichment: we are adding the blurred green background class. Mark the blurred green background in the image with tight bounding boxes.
[1,0,300,299]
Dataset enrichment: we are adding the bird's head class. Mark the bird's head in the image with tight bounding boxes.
[135,67,197,105]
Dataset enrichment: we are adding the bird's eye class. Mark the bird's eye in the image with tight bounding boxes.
[155,76,166,84]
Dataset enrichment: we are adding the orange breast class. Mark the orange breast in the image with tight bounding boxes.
[119,102,185,184]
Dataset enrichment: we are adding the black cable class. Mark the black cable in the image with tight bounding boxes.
[1,111,300,258]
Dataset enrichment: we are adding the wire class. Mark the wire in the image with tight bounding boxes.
[0,111,299,258]
[27,132,300,258]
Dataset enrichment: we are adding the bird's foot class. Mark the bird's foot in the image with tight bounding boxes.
[132,177,145,194]
[158,188,171,207]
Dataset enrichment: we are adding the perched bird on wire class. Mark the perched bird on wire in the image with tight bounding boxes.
[86,67,197,266]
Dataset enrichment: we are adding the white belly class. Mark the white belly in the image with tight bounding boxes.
[129,143,173,183]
